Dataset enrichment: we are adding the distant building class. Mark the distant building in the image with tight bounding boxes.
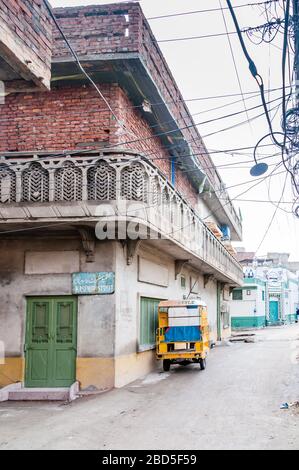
[230,277,266,329]
[230,251,299,329]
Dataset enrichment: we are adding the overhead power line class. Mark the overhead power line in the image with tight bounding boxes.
[148,94,283,133]
[150,19,285,43]
[202,100,282,138]
[255,173,288,254]
[218,0,254,136]
[202,162,285,222]
[147,1,280,20]
[126,86,289,109]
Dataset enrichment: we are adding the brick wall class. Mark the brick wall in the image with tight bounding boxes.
[0,83,115,152]
[52,3,140,57]
[116,87,197,205]
[0,0,52,70]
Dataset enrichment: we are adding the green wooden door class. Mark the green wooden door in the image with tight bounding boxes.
[25,297,77,388]
[269,300,279,323]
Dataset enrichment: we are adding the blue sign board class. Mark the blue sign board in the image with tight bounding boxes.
[72,272,115,295]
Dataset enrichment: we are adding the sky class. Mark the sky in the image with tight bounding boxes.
[50,0,299,260]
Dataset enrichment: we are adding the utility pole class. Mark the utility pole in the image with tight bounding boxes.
[294,0,299,108]
[293,1,299,216]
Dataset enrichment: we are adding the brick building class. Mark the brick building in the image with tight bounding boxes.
[0,2,243,398]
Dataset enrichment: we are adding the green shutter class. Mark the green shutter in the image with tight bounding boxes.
[140,297,161,350]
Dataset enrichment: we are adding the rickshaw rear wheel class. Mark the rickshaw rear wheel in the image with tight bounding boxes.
[163,359,171,371]
[199,358,206,370]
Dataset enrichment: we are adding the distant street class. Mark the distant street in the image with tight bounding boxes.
[1,324,299,450]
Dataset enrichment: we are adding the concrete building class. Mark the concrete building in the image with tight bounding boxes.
[230,277,266,329]
[0,2,243,396]
[230,250,299,329]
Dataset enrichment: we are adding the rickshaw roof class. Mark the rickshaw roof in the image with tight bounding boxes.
[158,299,207,308]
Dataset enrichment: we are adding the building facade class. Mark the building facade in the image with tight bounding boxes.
[0,3,243,393]
[230,277,266,329]
[230,251,299,329]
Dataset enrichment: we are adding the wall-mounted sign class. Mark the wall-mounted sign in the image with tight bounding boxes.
[72,272,115,295]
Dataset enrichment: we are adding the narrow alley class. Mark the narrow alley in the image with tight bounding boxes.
[0,324,298,450]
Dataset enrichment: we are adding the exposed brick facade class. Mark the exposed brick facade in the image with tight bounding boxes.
[52,3,140,57]
[0,84,115,152]
[0,0,52,71]
[116,87,197,205]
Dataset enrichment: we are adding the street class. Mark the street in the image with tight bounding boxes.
[0,324,299,450]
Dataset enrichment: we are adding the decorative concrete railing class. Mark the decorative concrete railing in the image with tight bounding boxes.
[0,150,243,285]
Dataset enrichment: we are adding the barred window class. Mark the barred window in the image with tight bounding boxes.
[232,289,243,300]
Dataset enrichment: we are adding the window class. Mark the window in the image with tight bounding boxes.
[232,289,243,300]
[181,275,186,289]
[262,290,265,301]
[139,297,162,350]
[246,290,251,296]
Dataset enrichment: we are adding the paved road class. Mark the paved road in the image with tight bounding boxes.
[0,324,299,450]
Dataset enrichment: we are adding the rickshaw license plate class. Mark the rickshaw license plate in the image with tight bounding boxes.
[174,342,187,350]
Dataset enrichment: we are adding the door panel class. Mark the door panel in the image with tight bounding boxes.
[25,297,77,388]
[52,299,77,386]
[25,300,52,387]
[32,301,50,343]
[54,349,76,382]
[27,349,50,382]
[269,301,279,323]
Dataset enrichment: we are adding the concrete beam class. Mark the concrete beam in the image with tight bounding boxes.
[0,18,51,91]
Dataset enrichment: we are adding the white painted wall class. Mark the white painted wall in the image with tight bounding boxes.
[230,285,266,318]
[230,299,256,318]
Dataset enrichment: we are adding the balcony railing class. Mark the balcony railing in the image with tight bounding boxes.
[0,150,243,285]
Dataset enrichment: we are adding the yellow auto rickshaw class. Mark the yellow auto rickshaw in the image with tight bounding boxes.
[156,299,210,371]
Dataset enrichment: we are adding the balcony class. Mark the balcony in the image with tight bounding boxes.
[201,169,243,241]
[0,150,243,286]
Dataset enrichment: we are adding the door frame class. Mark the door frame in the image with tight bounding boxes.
[24,295,78,388]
